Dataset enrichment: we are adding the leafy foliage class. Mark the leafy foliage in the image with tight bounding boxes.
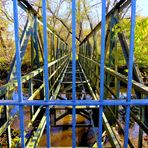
[113,17,148,68]
[0,2,15,71]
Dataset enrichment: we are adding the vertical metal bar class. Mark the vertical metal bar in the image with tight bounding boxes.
[138,104,144,148]
[115,39,118,117]
[64,43,65,56]
[84,42,86,70]
[72,0,76,147]
[51,34,53,60]
[124,0,136,147]
[62,43,64,56]
[42,0,50,147]
[13,0,25,147]
[65,44,68,55]
[4,101,11,147]
[98,0,106,147]
[30,34,34,119]
[29,78,34,118]
[34,16,40,68]
[51,33,54,60]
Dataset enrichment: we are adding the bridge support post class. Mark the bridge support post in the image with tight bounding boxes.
[33,16,40,69]
[114,38,119,118]
[29,34,35,119]
[29,79,34,119]
[138,103,145,148]
[4,104,12,147]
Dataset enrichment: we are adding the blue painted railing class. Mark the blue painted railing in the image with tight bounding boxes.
[0,0,148,148]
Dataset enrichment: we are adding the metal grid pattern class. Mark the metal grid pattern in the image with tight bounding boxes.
[0,0,148,148]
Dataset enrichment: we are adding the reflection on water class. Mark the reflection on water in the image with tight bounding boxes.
[38,113,96,147]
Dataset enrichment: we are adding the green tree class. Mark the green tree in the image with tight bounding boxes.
[113,17,148,68]
[0,2,15,71]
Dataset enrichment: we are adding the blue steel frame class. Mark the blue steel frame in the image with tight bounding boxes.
[98,0,106,147]
[124,0,136,147]
[0,0,147,148]
[42,0,50,147]
[13,0,25,147]
[72,0,76,147]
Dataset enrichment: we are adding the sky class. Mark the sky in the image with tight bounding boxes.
[137,0,148,16]
[6,0,148,33]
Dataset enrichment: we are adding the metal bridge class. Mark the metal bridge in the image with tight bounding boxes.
[0,0,148,147]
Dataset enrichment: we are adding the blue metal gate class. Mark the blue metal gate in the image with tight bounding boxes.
[0,0,148,147]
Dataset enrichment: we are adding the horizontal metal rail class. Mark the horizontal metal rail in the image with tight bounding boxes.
[81,60,148,134]
[0,99,148,106]
[26,60,70,146]
[79,61,121,148]
[28,58,68,101]
[0,58,68,137]
[0,0,147,147]
[18,59,69,145]
[79,54,148,96]
[0,55,69,98]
